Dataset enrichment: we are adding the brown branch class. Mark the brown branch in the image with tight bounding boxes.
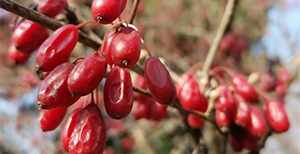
[202,0,237,72]
[128,0,140,24]
[0,0,101,51]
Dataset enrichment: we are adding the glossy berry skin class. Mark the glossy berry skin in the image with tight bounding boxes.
[37,62,75,109]
[178,76,202,110]
[215,85,235,112]
[144,56,177,105]
[215,109,232,127]
[61,108,83,152]
[68,52,107,96]
[111,27,141,68]
[37,0,68,18]
[263,99,289,132]
[247,106,267,137]
[176,73,193,96]
[188,114,204,128]
[232,95,250,127]
[35,24,78,72]
[12,19,49,54]
[69,103,106,154]
[91,0,127,24]
[232,75,258,103]
[101,28,117,66]
[8,45,31,65]
[104,66,134,119]
[59,94,81,108]
[39,106,67,131]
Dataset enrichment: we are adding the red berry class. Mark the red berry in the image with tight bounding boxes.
[37,62,75,109]
[187,114,204,128]
[215,85,235,112]
[61,108,83,152]
[68,51,107,96]
[144,56,177,105]
[69,103,106,154]
[215,109,232,128]
[121,136,135,152]
[101,28,117,66]
[111,27,141,68]
[232,75,258,103]
[241,129,259,152]
[275,80,287,98]
[104,66,134,119]
[219,33,235,51]
[247,106,267,137]
[35,24,78,72]
[91,0,127,24]
[133,74,148,101]
[8,45,31,65]
[12,19,49,54]
[176,72,193,96]
[259,72,277,92]
[149,100,168,121]
[37,0,68,18]
[39,106,67,131]
[278,67,291,84]
[232,95,250,127]
[133,98,153,120]
[229,135,243,152]
[263,99,289,132]
[59,94,81,108]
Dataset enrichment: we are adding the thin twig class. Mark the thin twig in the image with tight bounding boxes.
[128,0,140,24]
[202,0,237,72]
[0,0,101,50]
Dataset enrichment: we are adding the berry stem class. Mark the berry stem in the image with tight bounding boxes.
[210,66,236,78]
[188,62,203,74]
[75,20,97,29]
[128,0,140,24]
[141,38,152,57]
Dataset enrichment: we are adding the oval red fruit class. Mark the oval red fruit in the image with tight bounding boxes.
[8,45,31,65]
[104,66,134,119]
[111,27,141,68]
[39,106,68,131]
[144,56,177,105]
[69,103,106,154]
[215,109,232,128]
[232,95,250,127]
[232,75,258,103]
[215,85,235,112]
[68,52,107,96]
[61,108,83,152]
[263,99,289,132]
[247,106,267,137]
[35,24,78,72]
[12,19,49,54]
[187,114,204,128]
[91,0,127,24]
[37,0,68,18]
[101,28,117,66]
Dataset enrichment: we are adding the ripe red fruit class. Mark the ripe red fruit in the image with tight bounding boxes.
[187,114,204,128]
[231,75,258,103]
[215,109,232,128]
[232,95,250,127]
[133,74,148,101]
[37,0,68,18]
[219,33,235,51]
[39,106,67,131]
[275,80,287,98]
[144,56,177,105]
[59,94,81,108]
[247,106,267,137]
[176,72,193,96]
[215,85,235,112]
[259,72,277,92]
[241,129,259,152]
[68,52,107,96]
[69,103,106,154]
[111,27,141,68]
[12,19,49,54]
[8,45,31,65]
[278,67,291,84]
[35,24,78,72]
[133,98,153,120]
[91,0,127,24]
[149,100,168,121]
[61,108,83,152]
[104,66,134,119]
[101,28,117,66]
[263,99,289,132]
[121,136,135,152]
[37,62,75,109]
[178,75,202,110]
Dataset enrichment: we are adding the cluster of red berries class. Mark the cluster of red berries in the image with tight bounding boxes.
[219,33,248,60]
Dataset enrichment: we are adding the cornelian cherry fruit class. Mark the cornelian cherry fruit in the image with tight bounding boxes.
[91,0,127,24]
[215,109,232,128]
[232,75,258,103]
[215,85,235,112]
[188,114,204,128]
[247,106,267,137]
[12,19,49,54]
[263,99,289,132]
[111,27,141,68]
[68,51,107,96]
[39,106,67,131]
[104,66,134,119]
[61,108,83,152]
[144,56,177,105]
[37,0,68,18]
[69,103,106,154]
[232,95,250,127]
[101,28,117,66]
[8,45,31,65]
[35,24,78,72]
